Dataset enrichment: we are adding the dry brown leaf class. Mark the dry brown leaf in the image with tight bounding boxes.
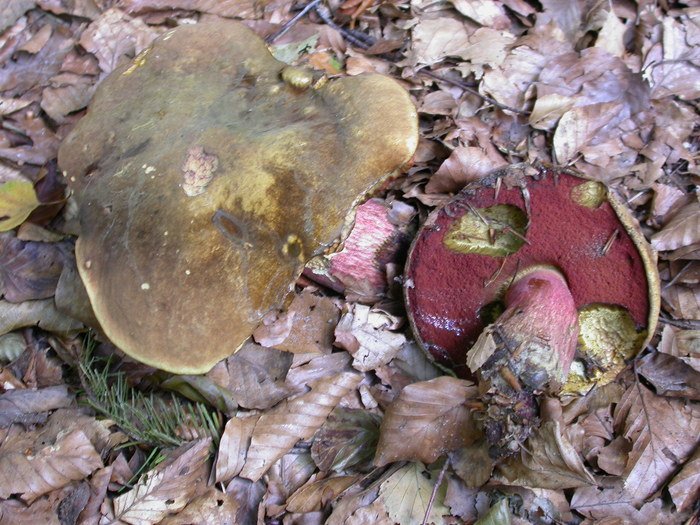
[374,376,478,466]
[0,385,73,429]
[253,289,340,356]
[40,74,95,123]
[0,297,83,337]
[36,0,102,18]
[112,439,211,525]
[668,444,700,512]
[77,464,113,525]
[286,475,358,513]
[78,8,159,76]
[408,17,471,67]
[448,0,510,29]
[0,427,102,502]
[571,478,669,523]
[449,439,496,488]
[311,407,381,472]
[284,352,355,394]
[425,146,507,194]
[0,0,34,33]
[378,462,449,525]
[240,371,362,482]
[661,283,700,321]
[120,0,268,19]
[614,381,700,503]
[158,486,242,525]
[495,421,596,489]
[215,343,293,410]
[0,235,70,302]
[637,351,700,400]
[265,451,317,516]
[0,96,33,115]
[651,199,700,252]
[0,496,60,525]
[215,415,259,484]
[334,304,406,373]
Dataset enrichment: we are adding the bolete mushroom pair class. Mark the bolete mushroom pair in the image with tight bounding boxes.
[58,21,419,374]
[404,166,660,456]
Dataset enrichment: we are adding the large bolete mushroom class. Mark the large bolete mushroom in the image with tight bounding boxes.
[405,165,660,455]
[58,21,418,374]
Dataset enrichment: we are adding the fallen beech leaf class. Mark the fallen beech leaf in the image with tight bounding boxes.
[425,146,507,194]
[158,487,242,525]
[334,304,406,372]
[448,0,510,29]
[0,427,102,502]
[614,381,700,503]
[215,415,259,483]
[374,376,478,466]
[0,96,33,115]
[378,462,449,525]
[112,439,211,524]
[286,475,359,513]
[571,479,667,522]
[216,343,293,410]
[0,0,34,33]
[651,199,700,251]
[0,235,70,302]
[0,497,59,525]
[495,421,596,489]
[408,18,471,67]
[0,298,83,337]
[637,351,700,400]
[240,371,362,482]
[78,8,159,75]
[120,0,264,18]
[311,408,381,472]
[668,445,700,512]
[0,385,73,429]
[0,181,40,232]
[36,0,102,18]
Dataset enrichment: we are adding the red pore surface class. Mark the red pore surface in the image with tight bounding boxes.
[406,171,650,373]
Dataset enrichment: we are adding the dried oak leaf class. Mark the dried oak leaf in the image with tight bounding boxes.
[112,439,211,525]
[614,381,700,503]
[374,376,478,467]
[0,426,102,502]
[240,371,362,482]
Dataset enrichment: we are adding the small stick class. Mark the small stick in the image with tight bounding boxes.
[265,0,323,43]
[422,458,450,525]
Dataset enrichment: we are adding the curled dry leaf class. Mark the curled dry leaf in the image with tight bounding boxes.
[240,371,362,482]
[425,146,507,194]
[494,420,596,489]
[0,427,102,502]
[215,415,259,484]
[112,439,211,525]
[0,385,73,429]
[286,475,359,513]
[651,199,700,252]
[614,381,700,504]
[668,445,700,512]
[374,376,478,466]
[0,297,83,337]
[311,408,381,472]
[637,351,700,400]
[334,304,406,373]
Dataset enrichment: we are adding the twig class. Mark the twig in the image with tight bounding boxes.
[658,316,700,330]
[423,458,450,525]
[419,69,531,116]
[265,0,323,44]
[314,3,373,49]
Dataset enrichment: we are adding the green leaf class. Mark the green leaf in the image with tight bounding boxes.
[378,462,449,525]
[475,498,512,525]
[0,180,40,231]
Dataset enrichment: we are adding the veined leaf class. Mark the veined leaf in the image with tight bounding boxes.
[0,180,40,232]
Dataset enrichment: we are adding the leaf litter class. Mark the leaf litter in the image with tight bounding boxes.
[0,0,699,523]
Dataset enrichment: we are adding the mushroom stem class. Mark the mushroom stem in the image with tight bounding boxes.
[466,265,579,457]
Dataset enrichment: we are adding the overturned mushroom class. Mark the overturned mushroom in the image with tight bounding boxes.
[405,166,660,455]
[58,21,418,374]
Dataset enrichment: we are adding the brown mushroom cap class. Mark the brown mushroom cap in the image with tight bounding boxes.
[58,21,418,374]
[405,166,660,387]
